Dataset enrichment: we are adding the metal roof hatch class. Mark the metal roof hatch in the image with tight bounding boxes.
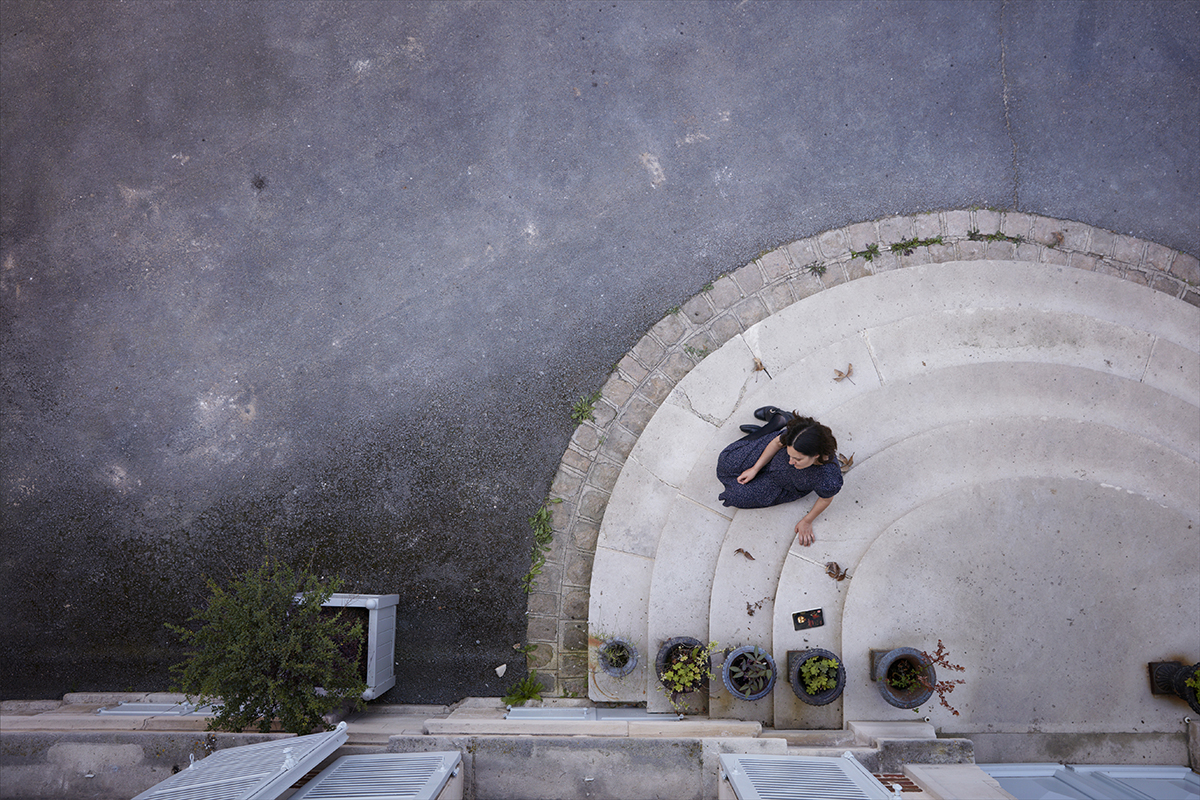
[718,752,898,800]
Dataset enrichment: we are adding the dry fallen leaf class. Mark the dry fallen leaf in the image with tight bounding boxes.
[834,363,854,383]
[734,547,755,560]
[825,561,849,581]
[752,357,772,378]
[838,452,855,473]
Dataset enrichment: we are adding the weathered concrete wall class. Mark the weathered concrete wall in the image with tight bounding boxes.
[386,735,787,800]
[967,731,1191,766]
[0,731,289,799]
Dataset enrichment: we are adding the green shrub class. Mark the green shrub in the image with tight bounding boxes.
[167,556,366,734]
[799,655,839,695]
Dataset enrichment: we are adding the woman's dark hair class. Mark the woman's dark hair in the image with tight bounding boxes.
[779,414,837,464]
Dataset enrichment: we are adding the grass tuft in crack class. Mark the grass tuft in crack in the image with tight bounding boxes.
[521,497,561,593]
[570,391,601,424]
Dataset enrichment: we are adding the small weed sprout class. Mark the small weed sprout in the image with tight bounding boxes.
[683,344,710,359]
[850,243,881,262]
[967,229,1022,244]
[570,391,601,424]
[503,670,544,706]
[888,236,943,255]
[520,497,561,593]
[804,262,827,277]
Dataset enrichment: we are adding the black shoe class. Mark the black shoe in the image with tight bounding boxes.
[754,405,784,421]
[740,424,762,434]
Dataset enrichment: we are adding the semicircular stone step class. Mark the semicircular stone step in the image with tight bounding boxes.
[837,476,1198,734]
[769,416,1199,728]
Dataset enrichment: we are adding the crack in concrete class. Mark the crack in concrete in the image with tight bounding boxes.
[1000,0,1020,210]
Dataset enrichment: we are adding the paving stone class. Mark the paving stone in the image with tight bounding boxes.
[682,292,715,325]
[550,467,584,499]
[974,208,1001,233]
[528,592,560,616]
[617,395,657,436]
[877,215,914,244]
[757,247,792,281]
[639,370,676,404]
[1170,252,1199,284]
[1145,241,1176,273]
[527,642,555,669]
[560,677,589,697]
[1070,252,1100,272]
[598,424,638,461]
[585,459,621,496]
[957,239,988,260]
[563,590,589,621]
[785,237,820,267]
[650,312,690,347]
[844,221,877,251]
[899,248,932,269]
[1124,268,1151,286]
[732,296,770,329]
[1028,215,1067,246]
[942,209,972,237]
[559,651,589,678]
[707,313,742,345]
[561,447,592,474]
[788,268,827,299]
[1000,211,1032,238]
[1094,259,1124,278]
[1112,233,1145,264]
[631,335,667,370]
[590,398,617,427]
[578,487,610,523]
[572,423,601,452]
[1013,242,1042,262]
[1150,272,1183,297]
[760,280,796,313]
[845,258,872,281]
[925,243,956,264]
[1185,288,1200,308]
[732,261,765,294]
[1089,226,1117,256]
[1041,246,1070,266]
[565,550,594,586]
[1060,223,1093,251]
[985,240,1017,259]
[819,262,848,288]
[526,617,557,644]
[817,228,849,259]
[660,351,696,381]
[531,564,562,595]
[913,212,942,239]
[708,275,744,310]
[573,519,600,551]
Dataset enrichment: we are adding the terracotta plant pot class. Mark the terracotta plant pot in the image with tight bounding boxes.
[873,647,935,709]
[597,638,639,678]
[789,648,846,706]
[721,646,777,701]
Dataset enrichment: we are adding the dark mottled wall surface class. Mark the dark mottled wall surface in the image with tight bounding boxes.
[2,0,1196,701]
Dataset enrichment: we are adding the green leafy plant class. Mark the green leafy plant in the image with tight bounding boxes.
[571,391,601,424]
[804,262,827,277]
[683,344,710,359]
[1185,672,1199,703]
[503,670,544,706]
[167,556,366,734]
[886,658,921,690]
[659,641,718,710]
[520,497,561,592]
[967,229,1022,244]
[728,647,774,696]
[799,655,840,695]
[850,243,881,262]
[889,235,943,255]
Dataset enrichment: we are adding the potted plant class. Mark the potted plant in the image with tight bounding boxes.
[873,641,966,713]
[1149,661,1200,714]
[597,637,639,678]
[789,648,845,705]
[722,646,777,701]
[656,637,718,711]
[167,556,367,734]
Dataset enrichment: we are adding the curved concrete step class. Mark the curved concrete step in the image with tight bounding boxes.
[837,476,1198,734]
[769,417,1199,728]
[588,260,1199,707]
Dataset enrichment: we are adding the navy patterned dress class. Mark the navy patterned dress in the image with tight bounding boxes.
[717,433,843,508]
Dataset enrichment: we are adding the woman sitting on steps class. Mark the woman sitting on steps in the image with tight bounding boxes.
[716,408,842,546]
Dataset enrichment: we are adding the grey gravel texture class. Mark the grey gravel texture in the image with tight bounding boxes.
[1,0,1196,703]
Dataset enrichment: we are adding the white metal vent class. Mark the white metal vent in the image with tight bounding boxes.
[130,721,348,800]
[719,753,894,800]
[981,763,1200,800]
[98,701,215,716]
[288,752,463,800]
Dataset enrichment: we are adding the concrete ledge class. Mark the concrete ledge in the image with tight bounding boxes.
[966,730,1192,766]
[876,737,975,774]
[423,718,631,736]
[905,764,1017,799]
[849,721,937,744]
[0,730,291,800]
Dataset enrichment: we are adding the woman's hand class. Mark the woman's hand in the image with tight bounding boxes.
[737,467,759,484]
[794,518,815,546]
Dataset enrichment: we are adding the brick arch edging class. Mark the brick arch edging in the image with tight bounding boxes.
[524,209,1199,696]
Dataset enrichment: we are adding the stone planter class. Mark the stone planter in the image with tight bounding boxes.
[721,646,777,701]
[788,648,845,706]
[871,647,934,709]
[597,638,639,678]
[320,593,399,700]
[1149,661,1200,714]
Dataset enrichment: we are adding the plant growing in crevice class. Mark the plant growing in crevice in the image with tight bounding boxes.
[967,229,1022,244]
[683,344,710,359]
[804,262,827,277]
[167,556,366,735]
[889,235,943,255]
[520,497,561,593]
[571,391,601,424]
[503,670,544,706]
[851,243,881,261]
